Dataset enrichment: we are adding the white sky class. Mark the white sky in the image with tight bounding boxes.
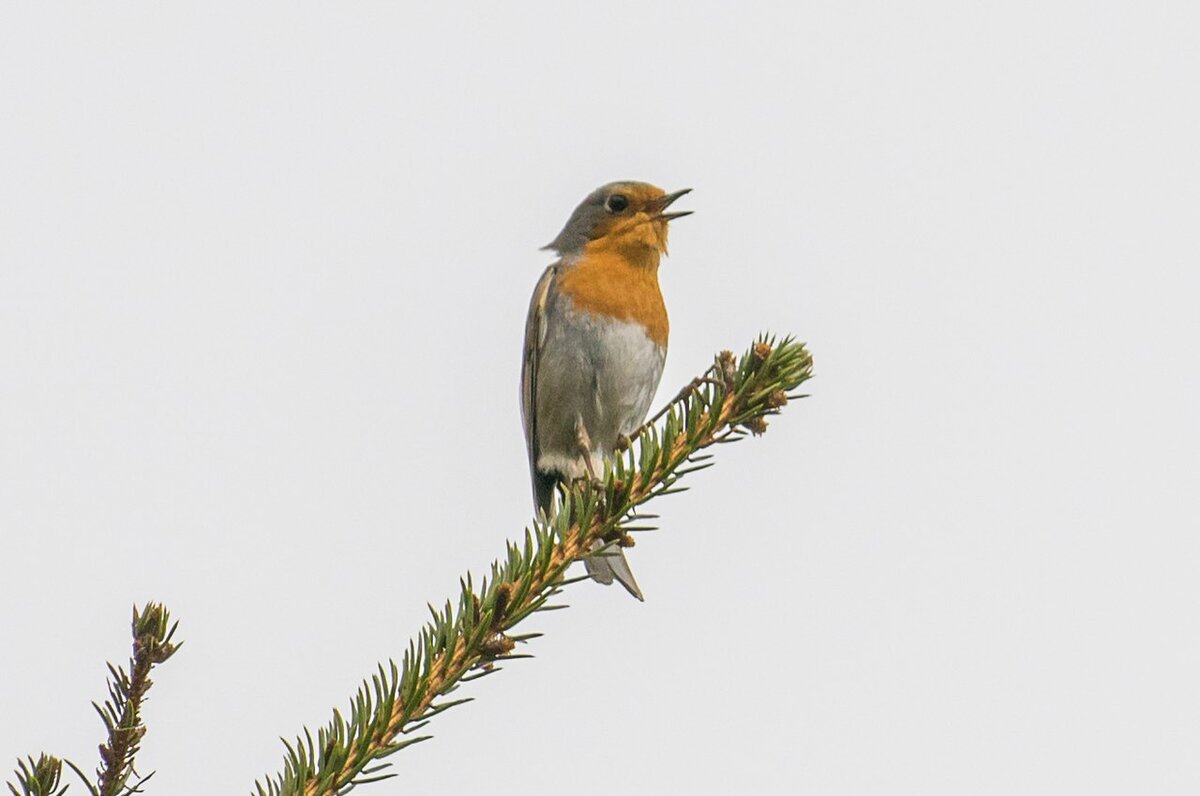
[3,3,1198,794]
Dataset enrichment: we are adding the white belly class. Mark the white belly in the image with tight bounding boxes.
[534,298,667,481]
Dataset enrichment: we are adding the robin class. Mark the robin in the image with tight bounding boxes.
[521,180,692,600]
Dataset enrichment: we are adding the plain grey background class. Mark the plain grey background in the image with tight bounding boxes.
[3,3,1198,794]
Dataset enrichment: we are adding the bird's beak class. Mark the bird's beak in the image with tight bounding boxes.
[651,188,693,222]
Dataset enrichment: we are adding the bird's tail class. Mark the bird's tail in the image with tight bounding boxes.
[585,542,644,601]
[535,468,644,601]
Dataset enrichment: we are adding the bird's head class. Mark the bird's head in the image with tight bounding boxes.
[543,181,692,262]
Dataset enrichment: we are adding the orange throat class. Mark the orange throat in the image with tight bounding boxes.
[556,243,669,347]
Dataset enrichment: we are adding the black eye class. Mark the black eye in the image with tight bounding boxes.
[605,194,629,213]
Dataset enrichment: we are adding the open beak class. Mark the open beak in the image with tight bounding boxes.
[651,188,693,222]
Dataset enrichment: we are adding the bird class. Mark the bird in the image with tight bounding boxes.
[521,180,692,600]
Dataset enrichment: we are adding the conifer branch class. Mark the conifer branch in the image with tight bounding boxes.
[254,335,813,796]
[86,603,179,796]
[8,337,811,796]
[7,604,181,796]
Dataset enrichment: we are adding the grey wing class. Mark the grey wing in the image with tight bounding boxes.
[521,265,558,510]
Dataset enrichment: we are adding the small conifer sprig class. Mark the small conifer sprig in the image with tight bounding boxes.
[7,604,179,796]
[254,335,813,796]
[7,755,67,796]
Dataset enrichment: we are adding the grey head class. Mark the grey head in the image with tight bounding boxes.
[542,181,692,258]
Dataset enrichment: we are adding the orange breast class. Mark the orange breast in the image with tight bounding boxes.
[555,250,669,347]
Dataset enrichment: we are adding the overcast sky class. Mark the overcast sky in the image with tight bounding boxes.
[3,3,1198,794]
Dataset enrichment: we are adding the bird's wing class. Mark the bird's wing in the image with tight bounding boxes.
[521,265,557,503]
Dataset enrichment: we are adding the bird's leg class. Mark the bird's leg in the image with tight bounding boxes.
[574,415,599,481]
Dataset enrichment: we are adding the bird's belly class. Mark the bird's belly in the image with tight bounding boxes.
[535,307,666,479]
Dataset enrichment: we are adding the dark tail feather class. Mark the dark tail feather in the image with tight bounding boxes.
[533,469,558,518]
